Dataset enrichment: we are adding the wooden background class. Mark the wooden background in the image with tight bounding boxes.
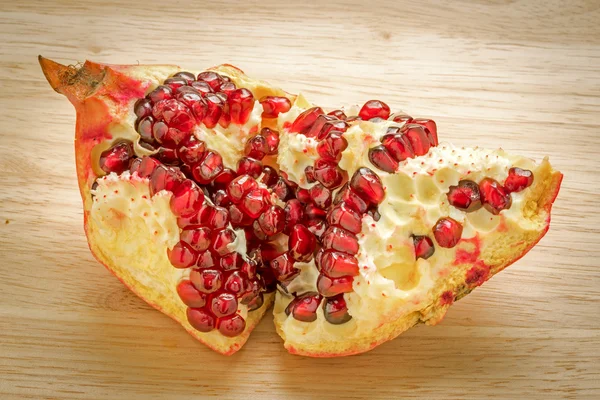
[0,0,599,398]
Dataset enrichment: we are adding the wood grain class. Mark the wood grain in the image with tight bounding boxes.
[1,0,599,398]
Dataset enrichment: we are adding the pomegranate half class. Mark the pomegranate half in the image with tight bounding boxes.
[40,56,562,357]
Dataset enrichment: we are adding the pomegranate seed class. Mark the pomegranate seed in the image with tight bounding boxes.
[247,293,264,311]
[479,178,512,215]
[260,96,292,118]
[177,203,212,228]
[327,203,362,234]
[168,241,198,268]
[228,88,254,124]
[315,119,349,140]
[403,124,430,156]
[181,227,212,252]
[219,82,237,95]
[186,307,215,332]
[224,271,246,294]
[213,189,231,207]
[148,85,172,103]
[175,86,203,107]
[241,188,268,218]
[136,116,154,142]
[284,199,304,234]
[273,178,293,201]
[262,127,280,154]
[154,99,196,133]
[306,219,327,239]
[176,280,207,307]
[317,131,348,161]
[210,293,238,317]
[290,107,324,135]
[191,268,223,294]
[369,145,399,173]
[170,180,204,217]
[412,118,438,146]
[359,100,390,120]
[244,135,268,160]
[350,167,385,205]
[149,165,184,196]
[392,113,412,124]
[433,217,463,248]
[413,235,435,260]
[208,206,230,230]
[258,205,285,236]
[237,157,262,178]
[314,159,345,189]
[134,98,153,119]
[192,151,223,184]
[99,141,133,174]
[203,93,224,128]
[381,133,415,162]
[296,188,312,204]
[134,156,161,178]
[155,146,180,166]
[220,252,243,271]
[211,229,236,256]
[197,71,223,91]
[178,137,206,165]
[152,121,169,143]
[318,251,359,277]
[164,77,189,90]
[447,180,482,212]
[288,293,322,322]
[304,166,316,183]
[367,207,381,221]
[328,109,347,120]
[213,168,237,189]
[334,184,368,214]
[217,314,246,337]
[309,184,332,209]
[323,294,352,324]
[229,204,253,227]
[260,166,279,187]
[196,251,216,269]
[289,224,317,262]
[321,227,359,255]
[173,71,196,84]
[270,252,299,282]
[190,80,213,95]
[190,98,207,121]
[227,175,258,204]
[303,114,334,138]
[317,274,354,297]
[504,167,534,193]
[304,203,327,220]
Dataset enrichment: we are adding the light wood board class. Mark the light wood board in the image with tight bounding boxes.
[0,0,599,398]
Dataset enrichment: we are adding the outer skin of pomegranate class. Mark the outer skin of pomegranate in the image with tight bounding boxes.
[40,56,563,358]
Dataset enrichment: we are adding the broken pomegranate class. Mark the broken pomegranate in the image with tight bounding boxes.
[40,56,562,358]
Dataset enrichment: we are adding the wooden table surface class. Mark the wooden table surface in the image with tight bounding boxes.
[1,0,599,398]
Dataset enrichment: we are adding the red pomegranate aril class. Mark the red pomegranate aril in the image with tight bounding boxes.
[412,118,438,146]
[306,219,327,239]
[155,99,196,133]
[504,167,534,193]
[317,131,348,161]
[403,124,431,156]
[327,203,362,234]
[288,294,322,322]
[191,268,223,294]
[241,260,257,280]
[170,180,204,217]
[244,135,269,160]
[304,114,333,138]
[479,178,512,215]
[328,109,347,120]
[181,227,212,252]
[241,188,268,218]
[229,204,253,227]
[284,199,304,234]
[197,71,223,91]
[152,121,169,143]
[134,98,153,119]
[186,308,215,332]
[228,88,255,124]
[220,252,243,271]
[192,151,223,184]
[323,294,352,324]
[213,168,237,189]
[218,314,246,337]
[149,165,184,196]
[177,203,212,228]
[433,217,463,248]
[304,166,316,183]
[213,189,231,207]
[99,141,133,174]
[175,86,202,107]
[262,127,280,154]
[296,188,312,204]
[227,175,258,204]
[210,293,238,318]
[289,224,317,262]
[197,251,216,269]
[190,99,207,121]
[211,229,236,256]
[203,93,224,128]
[273,178,293,201]
[369,145,399,173]
[260,96,292,118]
[447,180,482,212]
[260,166,279,187]
[247,293,264,311]
[350,167,385,205]
[316,120,349,140]
[155,146,180,166]
[359,100,390,120]
[219,82,237,95]
[148,85,172,103]
[270,252,299,282]
[322,227,359,255]
[190,80,213,95]
[168,241,198,269]
[129,158,142,175]
[317,274,354,297]
[173,71,196,84]
[237,157,263,178]
[413,235,435,260]
[224,271,246,294]
[258,205,285,236]
[334,184,369,214]
[176,280,207,308]
[208,206,230,230]
[164,77,188,90]
[314,159,345,189]
[392,113,413,124]
[290,107,324,135]
[319,251,359,277]
[136,116,154,142]
[381,133,414,162]
[367,207,381,221]
[309,184,332,209]
[304,203,327,220]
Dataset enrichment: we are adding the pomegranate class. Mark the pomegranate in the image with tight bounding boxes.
[41,56,562,358]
